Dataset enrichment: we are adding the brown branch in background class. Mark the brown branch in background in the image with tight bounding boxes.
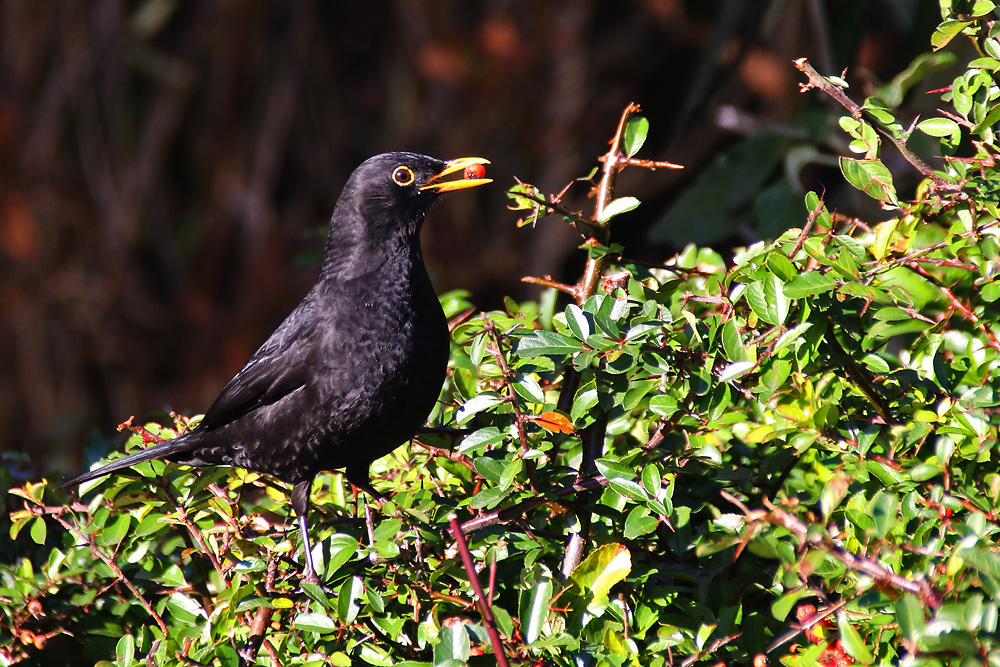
[447,307,478,332]
[870,219,999,270]
[614,157,684,171]
[576,103,636,299]
[447,515,510,667]
[793,58,950,188]
[824,320,894,423]
[679,633,742,667]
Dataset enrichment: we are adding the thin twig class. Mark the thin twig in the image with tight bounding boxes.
[907,261,1000,353]
[170,490,227,580]
[791,197,826,258]
[521,274,579,297]
[483,317,540,492]
[447,515,510,667]
[52,511,169,634]
[461,474,608,534]
[413,438,476,472]
[765,598,851,655]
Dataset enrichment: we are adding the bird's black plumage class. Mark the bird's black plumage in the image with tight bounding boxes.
[61,152,491,582]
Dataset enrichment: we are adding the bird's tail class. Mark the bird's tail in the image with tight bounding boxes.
[59,436,198,489]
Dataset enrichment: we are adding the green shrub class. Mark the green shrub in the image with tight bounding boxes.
[6,6,1000,665]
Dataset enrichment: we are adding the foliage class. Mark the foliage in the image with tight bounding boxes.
[6,6,1000,666]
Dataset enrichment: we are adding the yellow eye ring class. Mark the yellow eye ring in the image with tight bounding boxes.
[392,166,415,186]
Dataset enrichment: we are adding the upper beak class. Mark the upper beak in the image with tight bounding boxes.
[421,157,492,193]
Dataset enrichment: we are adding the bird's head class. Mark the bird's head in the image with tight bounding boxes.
[348,152,491,225]
[323,152,491,279]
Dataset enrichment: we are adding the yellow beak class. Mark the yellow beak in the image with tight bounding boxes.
[421,157,492,193]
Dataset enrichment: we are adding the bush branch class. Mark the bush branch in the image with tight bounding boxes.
[724,491,942,610]
[447,515,510,667]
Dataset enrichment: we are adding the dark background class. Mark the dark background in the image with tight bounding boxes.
[0,0,944,476]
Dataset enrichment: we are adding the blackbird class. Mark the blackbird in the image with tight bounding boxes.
[61,152,491,582]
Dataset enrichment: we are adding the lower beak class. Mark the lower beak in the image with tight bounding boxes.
[421,157,492,193]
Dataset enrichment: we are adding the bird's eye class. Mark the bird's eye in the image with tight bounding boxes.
[392,166,415,186]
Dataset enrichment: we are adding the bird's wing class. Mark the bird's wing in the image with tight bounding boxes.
[199,303,319,429]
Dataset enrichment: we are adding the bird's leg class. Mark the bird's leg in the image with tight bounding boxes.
[347,463,390,563]
[364,500,388,564]
[291,479,320,585]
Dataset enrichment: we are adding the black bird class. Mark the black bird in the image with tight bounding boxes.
[61,152,491,582]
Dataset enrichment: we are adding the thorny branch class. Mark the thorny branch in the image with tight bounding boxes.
[906,261,1000,353]
[794,58,951,189]
[51,510,169,635]
[723,491,942,610]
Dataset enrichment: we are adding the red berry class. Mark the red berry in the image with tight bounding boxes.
[465,163,486,180]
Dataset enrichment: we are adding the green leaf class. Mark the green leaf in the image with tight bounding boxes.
[896,594,925,644]
[570,543,632,611]
[516,329,581,357]
[434,623,471,664]
[960,546,1000,580]
[322,533,360,577]
[520,565,554,645]
[766,251,797,282]
[295,611,336,634]
[166,593,206,624]
[649,394,678,418]
[338,576,363,624]
[747,275,788,325]
[624,506,659,539]
[718,361,756,382]
[918,117,962,139]
[982,281,1000,303]
[868,490,899,538]
[115,634,135,667]
[98,513,132,546]
[455,392,504,423]
[623,115,649,157]
[840,157,899,205]
[29,517,47,545]
[474,456,505,484]
[784,271,837,298]
[565,303,591,339]
[493,605,514,640]
[872,219,898,261]
[932,20,971,51]
[599,196,641,223]
[721,318,753,363]
[837,611,874,664]
[820,471,849,521]
[772,322,813,356]
[458,426,507,454]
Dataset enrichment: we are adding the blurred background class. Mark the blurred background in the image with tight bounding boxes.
[0,0,950,475]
